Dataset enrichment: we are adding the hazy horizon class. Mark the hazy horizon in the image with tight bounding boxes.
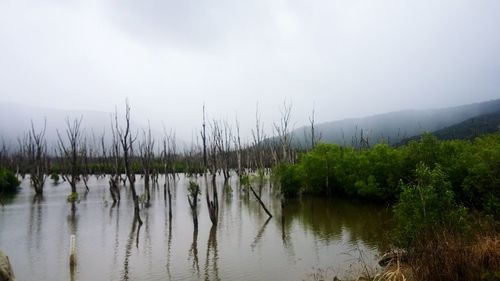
[1,0,500,142]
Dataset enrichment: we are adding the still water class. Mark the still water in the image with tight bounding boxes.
[0,175,391,281]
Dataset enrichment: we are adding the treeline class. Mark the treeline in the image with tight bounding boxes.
[274,132,500,219]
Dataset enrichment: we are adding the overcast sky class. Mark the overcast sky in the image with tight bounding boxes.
[1,0,500,141]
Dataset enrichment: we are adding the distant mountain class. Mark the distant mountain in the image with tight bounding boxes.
[0,102,113,149]
[292,98,500,147]
[399,111,500,144]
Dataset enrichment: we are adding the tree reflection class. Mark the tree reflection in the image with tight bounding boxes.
[165,215,173,281]
[68,204,78,281]
[282,197,392,251]
[122,219,142,281]
[204,225,220,281]
[251,217,271,250]
[188,227,200,279]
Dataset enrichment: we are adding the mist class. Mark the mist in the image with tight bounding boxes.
[1,0,500,142]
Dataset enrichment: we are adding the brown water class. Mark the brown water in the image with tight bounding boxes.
[0,175,391,281]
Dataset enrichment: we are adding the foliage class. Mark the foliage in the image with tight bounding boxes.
[187,180,201,200]
[273,163,302,198]
[50,172,60,183]
[272,132,500,217]
[240,174,251,188]
[393,164,468,247]
[0,167,20,193]
[66,192,78,203]
[461,134,500,219]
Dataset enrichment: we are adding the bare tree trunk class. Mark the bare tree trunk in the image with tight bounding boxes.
[249,185,272,218]
[25,119,48,197]
[57,117,83,202]
[139,124,154,207]
[201,104,208,170]
[118,100,142,225]
[205,173,218,226]
[188,179,200,230]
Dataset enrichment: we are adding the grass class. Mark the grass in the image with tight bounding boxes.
[374,259,408,281]
[403,231,500,281]
[304,231,500,281]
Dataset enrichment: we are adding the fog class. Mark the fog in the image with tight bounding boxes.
[1,0,499,141]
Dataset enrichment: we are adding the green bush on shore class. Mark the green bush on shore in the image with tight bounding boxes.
[394,163,468,247]
[272,132,500,218]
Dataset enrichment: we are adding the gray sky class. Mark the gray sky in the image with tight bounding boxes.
[1,0,500,141]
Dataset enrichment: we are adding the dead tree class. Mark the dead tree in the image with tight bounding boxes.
[273,101,294,223]
[205,120,220,226]
[57,117,83,208]
[309,106,322,149]
[249,185,272,218]
[109,114,121,204]
[273,100,293,164]
[220,120,232,184]
[251,103,266,171]
[25,120,48,197]
[139,124,154,207]
[233,116,243,178]
[187,180,200,229]
[118,101,142,225]
[201,104,208,170]
[162,129,176,219]
[80,136,91,191]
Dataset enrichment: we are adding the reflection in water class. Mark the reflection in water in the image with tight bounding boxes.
[189,227,200,279]
[280,203,296,264]
[68,204,78,281]
[165,215,173,281]
[27,197,43,279]
[251,217,271,250]
[32,194,43,204]
[122,219,142,281]
[111,202,120,266]
[1,175,393,281]
[204,225,220,281]
[283,197,392,250]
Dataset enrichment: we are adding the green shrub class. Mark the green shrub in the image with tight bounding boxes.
[50,172,60,183]
[394,163,468,247]
[188,180,201,200]
[66,192,79,203]
[239,174,251,188]
[0,167,20,193]
[273,163,302,198]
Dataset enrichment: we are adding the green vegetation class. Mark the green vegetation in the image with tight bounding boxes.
[50,172,60,183]
[394,164,468,247]
[280,133,500,281]
[188,180,201,199]
[0,167,20,194]
[274,132,500,218]
[66,192,78,203]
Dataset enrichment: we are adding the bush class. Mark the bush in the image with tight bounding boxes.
[0,167,20,194]
[50,172,60,183]
[66,192,78,203]
[187,180,201,201]
[239,174,251,188]
[273,163,302,198]
[394,163,468,247]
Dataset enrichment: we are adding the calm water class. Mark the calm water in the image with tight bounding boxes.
[0,175,391,281]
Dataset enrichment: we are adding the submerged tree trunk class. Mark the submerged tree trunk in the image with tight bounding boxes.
[118,100,142,226]
[250,185,272,218]
[206,173,219,226]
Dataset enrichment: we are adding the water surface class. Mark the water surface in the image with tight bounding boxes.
[0,175,391,281]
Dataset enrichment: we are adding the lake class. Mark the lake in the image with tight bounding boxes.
[0,174,392,281]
